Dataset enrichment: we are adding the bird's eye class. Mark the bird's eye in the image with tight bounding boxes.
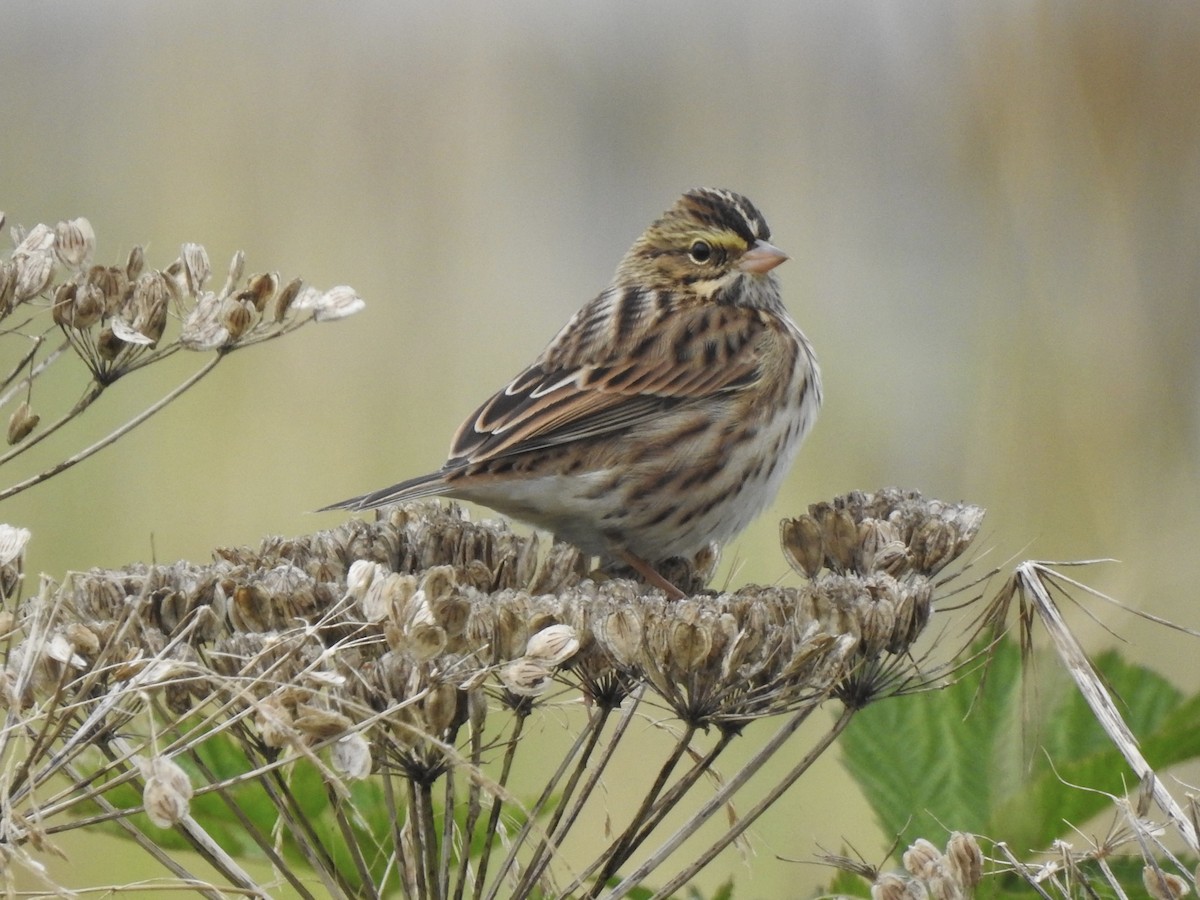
[689,240,712,264]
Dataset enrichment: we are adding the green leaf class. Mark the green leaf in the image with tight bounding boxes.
[839,638,1200,859]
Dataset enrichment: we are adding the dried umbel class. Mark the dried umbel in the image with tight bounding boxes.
[0,493,989,898]
[782,488,984,581]
[0,217,365,505]
[866,833,984,900]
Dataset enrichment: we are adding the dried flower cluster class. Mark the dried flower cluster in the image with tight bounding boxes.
[0,490,989,897]
[868,833,984,900]
[0,212,363,501]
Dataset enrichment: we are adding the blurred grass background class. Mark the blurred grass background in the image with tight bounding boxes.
[2,1,1199,895]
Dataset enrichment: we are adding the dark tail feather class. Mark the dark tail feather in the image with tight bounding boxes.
[318,471,449,512]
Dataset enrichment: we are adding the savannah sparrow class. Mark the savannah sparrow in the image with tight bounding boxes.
[324,188,822,598]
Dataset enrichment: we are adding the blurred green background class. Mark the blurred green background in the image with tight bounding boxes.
[3,1,1199,896]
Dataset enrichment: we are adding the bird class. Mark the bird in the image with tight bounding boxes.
[322,188,822,599]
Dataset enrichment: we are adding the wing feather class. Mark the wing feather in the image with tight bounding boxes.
[447,296,768,464]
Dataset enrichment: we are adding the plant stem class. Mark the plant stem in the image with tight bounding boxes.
[0,353,222,502]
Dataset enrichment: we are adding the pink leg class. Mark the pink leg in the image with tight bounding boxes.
[614,549,686,600]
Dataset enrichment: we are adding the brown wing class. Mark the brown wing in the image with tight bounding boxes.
[447,289,769,465]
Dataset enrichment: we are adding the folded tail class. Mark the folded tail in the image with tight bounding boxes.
[318,471,449,512]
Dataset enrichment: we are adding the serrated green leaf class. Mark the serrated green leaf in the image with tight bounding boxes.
[840,638,1200,860]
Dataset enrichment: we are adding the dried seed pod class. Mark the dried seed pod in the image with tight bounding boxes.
[406,612,448,661]
[180,291,229,350]
[180,242,211,294]
[422,682,461,736]
[294,704,354,742]
[65,622,101,658]
[331,733,372,780]
[230,583,274,633]
[871,873,923,900]
[345,559,383,603]
[256,697,295,748]
[72,283,104,329]
[7,401,38,445]
[902,838,942,881]
[826,508,859,572]
[13,250,54,300]
[312,285,365,322]
[241,272,278,312]
[96,325,125,360]
[219,296,256,340]
[857,596,897,659]
[0,261,15,312]
[272,276,303,322]
[140,756,193,828]
[1143,867,1189,900]
[889,579,933,653]
[500,657,555,697]
[600,606,643,666]
[126,245,145,280]
[54,217,95,270]
[667,617,713,674]
[910,518,956,575]
[86,264,127,314]
[0,525,31,569]
[944,832,982,891]
[780,515,824,578]
[128,270,172,344]
[13,223,54,256]
[51,282,77,327]
[525,624,579,666]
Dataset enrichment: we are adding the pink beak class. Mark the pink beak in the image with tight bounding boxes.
[738,239,789,274]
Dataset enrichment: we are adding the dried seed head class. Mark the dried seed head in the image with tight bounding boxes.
[0,525,27,598]
[857,594,897,659]
[219,296,256,340]
[406,618,448,660]
[1143,867,1189,900]
[600,606,643,666]
[241,272,278,312]
[294,704,353,742]
[944,832,982,890]
[180,291,229,350]
[256,697,295,748]
[872,873,926,900]
[54,217,95,270]
[222,249,245,296]
[65,622,101,658]
[181,242,211,294]
[525,624,579,666]
[423,682,461,736]
[126,245,145,280]
[781,514,825,578]
[6,401,38,445]
[667,616,713,674]
[128,271,172,344]
[500,657,555,697]
[910,519,957,575]
[0,261,15,313]
[13,249,54,301]
[139,756,194,828]
[344,559,383,602]
[889,579,933,653]
[826,508,859,571]
[86,264,127,314]
[273,276,304,322]
[13,223,54,256]
[312,285,365,322]
[903,838,942,881]
[331,733,372,780]
[96,325,126,360]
